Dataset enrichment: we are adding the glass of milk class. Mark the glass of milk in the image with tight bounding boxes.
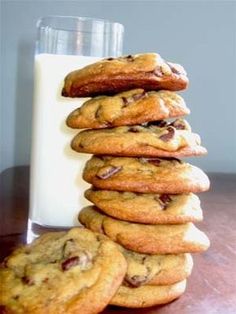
[28,16,124,242]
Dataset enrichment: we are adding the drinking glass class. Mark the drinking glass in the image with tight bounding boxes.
[28,16,124,242]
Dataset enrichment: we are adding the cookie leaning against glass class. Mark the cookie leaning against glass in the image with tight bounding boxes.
[61,53,189,97]
[0,228,127,314]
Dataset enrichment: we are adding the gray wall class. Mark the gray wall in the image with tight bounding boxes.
[1,0,236,173]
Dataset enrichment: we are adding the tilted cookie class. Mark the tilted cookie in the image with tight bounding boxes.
[85,189,203,224]
[79,206,210,254]
[72,119,206,157]
[110,280,187,308]
[122,249,193,286]
[62,53,189,97]
[83,156,210,194]
[0,228,127,314]
[66,89,190,129]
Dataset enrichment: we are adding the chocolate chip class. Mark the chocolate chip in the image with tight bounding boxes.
[153,66,163,77]
[22,276,34,286]
[145,158,161,166]
[156,194,172,210]
[61,256,79,271]
[159,194,172,204]
[125,55,134,61]
[154,196,166,210]
[170,119,188,130]
[147,120,167,127]
[122,96,132,106]
[97,166,122,179]
[125,275,148,287]
[141,256,147,264]
[159,126,175,141]
[106,57,114,61]
[122,91,145,107]
[148,120,187,129]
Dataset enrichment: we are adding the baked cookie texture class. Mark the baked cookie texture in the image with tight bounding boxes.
[121,249,193,286]
[79,206,210,254]
[110,280,187,308]
[62,53,189,97]
[0,228,127,314]
[71,119,207,157]
[83,156,210,194]
[85,189,203,224]
[66,89,190,129]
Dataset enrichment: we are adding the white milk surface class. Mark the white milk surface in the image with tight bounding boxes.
[30,54,100,226]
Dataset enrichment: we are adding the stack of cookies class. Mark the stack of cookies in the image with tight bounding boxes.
[0,53,211,314]
[63,53,210,308]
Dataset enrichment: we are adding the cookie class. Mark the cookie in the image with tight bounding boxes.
[79,206,210,254]
[83,156,210,194]
[85,189,203,224]
[66,89,190,129]
[122,249,193,286]
[0,228,127,314]
[110,280,187,308]
[72,119,206,157]
[62,53,189,97]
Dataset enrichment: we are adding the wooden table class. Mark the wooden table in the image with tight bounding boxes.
[1,166,236,314]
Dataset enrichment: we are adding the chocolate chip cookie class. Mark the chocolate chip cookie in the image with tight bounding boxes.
[85,189,203,224]
[62,53,189,97]
[72,119,206,157]
[0,228,127,314]
[66,89,190,129]
[79,206,210,254]
[122,249,193,286]
[110,280,187,308]
[83,156,210,194]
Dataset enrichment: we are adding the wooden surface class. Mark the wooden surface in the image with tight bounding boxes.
[0,166,236,314]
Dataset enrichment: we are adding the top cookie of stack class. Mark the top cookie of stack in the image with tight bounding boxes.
[62,53,188,97]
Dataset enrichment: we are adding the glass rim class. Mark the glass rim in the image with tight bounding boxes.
[36,15,124,32]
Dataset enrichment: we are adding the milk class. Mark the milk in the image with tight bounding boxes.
[29,53,100,227]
